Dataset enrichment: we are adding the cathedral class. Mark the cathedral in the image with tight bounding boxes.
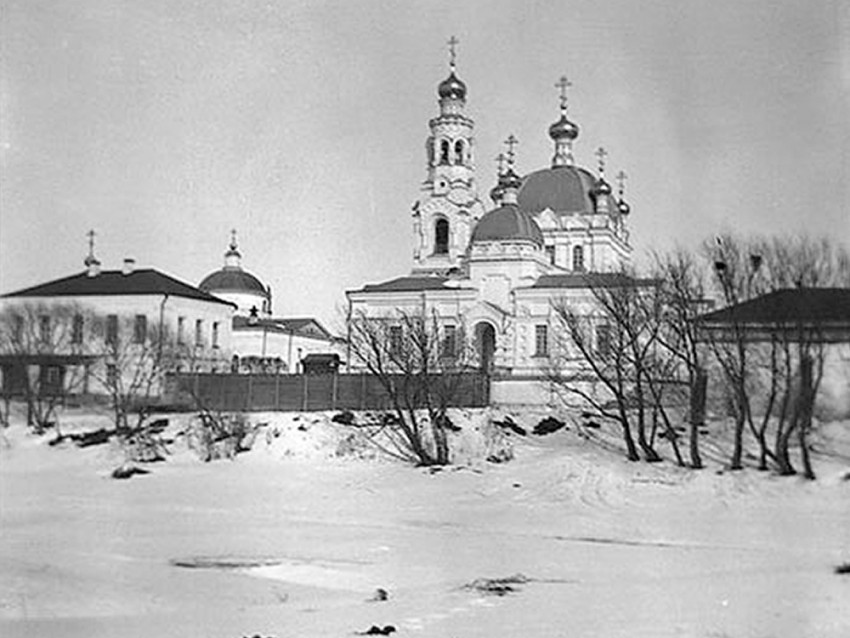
[347,44,636,404]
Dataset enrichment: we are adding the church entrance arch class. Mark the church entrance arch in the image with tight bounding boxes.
[474,322,496,374]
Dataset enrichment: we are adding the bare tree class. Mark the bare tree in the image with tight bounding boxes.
[347,308,476,466]
[549,275,682,463]
[0,302,89,434]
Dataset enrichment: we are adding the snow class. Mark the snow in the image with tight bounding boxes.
[0,407,848,638]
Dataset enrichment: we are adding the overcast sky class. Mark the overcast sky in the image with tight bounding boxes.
[1,0,848,328]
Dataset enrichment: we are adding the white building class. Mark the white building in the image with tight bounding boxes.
[0,251,234,399]
[199,233,344,373]
[347,53,637,404]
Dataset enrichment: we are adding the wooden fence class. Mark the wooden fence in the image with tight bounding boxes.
[166,372,490,412]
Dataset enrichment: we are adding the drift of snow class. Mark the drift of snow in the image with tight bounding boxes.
[0,407,848,638]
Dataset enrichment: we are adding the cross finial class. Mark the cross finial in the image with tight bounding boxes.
[555,75,572,112]
[505,134,518,166]
[87,229,96,257]
[229,228,238,250]
[595,146,608,175]
[495,152,507,175]
[616,170,627,196]
[447,36,459,71]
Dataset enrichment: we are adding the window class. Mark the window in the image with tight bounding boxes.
[195,319,203,347]
[454,140,464,165]
[434,218,449,255]
[212,321,220,349]
[72,314,84,345]
[546,245,556,265]
[106,314,119,345]
[39,315,51,343]
[389,325,403,357]
[177,316,186,344]
[439,139,450,165]
[133,315,147,344]
[106,363,118,387]
[572,245,585,272]
[597,323,611,359]
[534,325,549,357]
[442,325,457,358]
[12,315,23,343]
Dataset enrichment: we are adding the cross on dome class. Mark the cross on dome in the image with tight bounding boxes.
[505,134,518,166]
[495,152,507,175]
[595,146,608,176]
[447,35,459,71]
[230,228,239,251]
[84,229,100,267]
[616,170,628,196]
[555,75,572,113]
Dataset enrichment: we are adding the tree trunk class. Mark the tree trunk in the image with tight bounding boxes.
[798,354,816,480]
[688,367,706,469]
[729,386,746,470]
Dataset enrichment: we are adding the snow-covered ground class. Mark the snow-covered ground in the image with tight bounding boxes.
[0,407,848,638]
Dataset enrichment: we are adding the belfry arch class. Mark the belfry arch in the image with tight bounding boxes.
[434,218,450,255]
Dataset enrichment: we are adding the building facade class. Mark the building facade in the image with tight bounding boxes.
[347,53,637,404]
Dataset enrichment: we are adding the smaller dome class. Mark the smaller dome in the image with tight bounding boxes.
[500,168,522,191]
[199,269,269,297]
[489,182,505,204]
[592,177,612,197]
[548,115,579,141]
[617,198,631,216]
[438,72,467,101]
[471,204,544,247]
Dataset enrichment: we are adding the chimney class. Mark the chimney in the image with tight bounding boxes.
[122,258,136,275]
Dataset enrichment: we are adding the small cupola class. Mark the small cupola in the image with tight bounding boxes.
[550,75,580,167]
[83,229,101,277]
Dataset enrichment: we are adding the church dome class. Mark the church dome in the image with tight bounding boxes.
[548,114,579,141]
[517,165,600,215]
[199,268,268,297]
[438,72,467,101]
[471,204,544,247]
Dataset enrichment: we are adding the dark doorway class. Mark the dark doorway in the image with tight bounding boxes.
[475,322,496,373]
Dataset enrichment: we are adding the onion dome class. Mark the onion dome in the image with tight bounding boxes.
[471,203,544,247]
[617,198,631,216]
[489,182,505,204]
[199,231,270,300]
[592,177,612,197]
[438,72,467,101]
[615,170,631,216]
[548,115,579,141]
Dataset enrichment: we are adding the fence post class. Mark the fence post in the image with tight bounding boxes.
[275,374,281,411]
[246,375,253,412]
[332,373,338,410]
[301,374,308,411]
[359,373,366,411]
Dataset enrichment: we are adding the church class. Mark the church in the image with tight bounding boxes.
[347,43,636,404]
[198,232,344,373]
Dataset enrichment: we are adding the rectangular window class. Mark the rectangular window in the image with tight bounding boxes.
[12,315,23,343]
[133,315,147,344]
[106,314,119,345]
[389,325,403,357]
[597,323,611,358]
[534,324,548,357]
[195,319,203,347]
[39,315,51,343]
[546,245,556,265]
[72,314,84,345]
[177,316,186,345]
[106,363,118,387]
[442,324,457,358]
[212,321,219,348]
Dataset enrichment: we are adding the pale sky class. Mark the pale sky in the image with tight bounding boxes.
[1,0,848,329]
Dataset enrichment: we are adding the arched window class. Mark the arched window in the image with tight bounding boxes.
[439,140,450,165]
[454,140,464,165]
[434,218,450,255]
[572,245,585,272]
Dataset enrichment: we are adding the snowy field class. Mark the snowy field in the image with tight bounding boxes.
[1,407,848,638]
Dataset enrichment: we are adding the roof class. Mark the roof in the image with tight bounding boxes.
[518,165,617,216]
[698,288,850,326]
[232,315,335,340]
[357,276,451,293]
[530,272,654,289]
[2,269,235,306]
[199,268,268,296]
[471,204,544,247]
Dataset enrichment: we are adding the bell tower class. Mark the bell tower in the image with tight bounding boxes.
[412,37,487,275]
